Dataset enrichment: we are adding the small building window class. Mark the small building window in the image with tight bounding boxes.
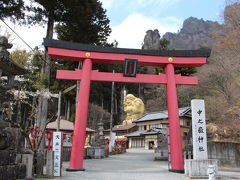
[150,124,161,129]
[138,126,144,131]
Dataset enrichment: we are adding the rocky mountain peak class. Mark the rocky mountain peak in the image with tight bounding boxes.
[142,17,220,50]
[142,29,161,50]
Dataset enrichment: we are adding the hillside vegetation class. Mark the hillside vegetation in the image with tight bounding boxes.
[142,2,240,142]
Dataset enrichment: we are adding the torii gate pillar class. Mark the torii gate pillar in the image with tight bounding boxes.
[166,63,184,172]
[67,59,92,171]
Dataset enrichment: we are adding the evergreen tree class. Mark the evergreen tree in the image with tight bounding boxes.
[54,0,116,112]
[175,67,197,76]
[0,0,25,21]
[55,0,111,45]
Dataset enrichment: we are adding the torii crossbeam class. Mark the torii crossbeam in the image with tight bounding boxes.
[43,38,210,173]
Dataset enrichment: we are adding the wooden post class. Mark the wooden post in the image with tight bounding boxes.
[166,63,184,173]
[109,70,115,153]
[66,59,92,171]
[57,91,62,131]
[67,99,70,121]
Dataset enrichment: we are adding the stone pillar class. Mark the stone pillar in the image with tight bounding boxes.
[86,123,107,159]
[22,153,34,179]
[46,150,53,177]
[35,150,45,175]
[184,159,218,178]
[98,123,105,149]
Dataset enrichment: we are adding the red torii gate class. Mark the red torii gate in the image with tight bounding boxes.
[43,38,210,173]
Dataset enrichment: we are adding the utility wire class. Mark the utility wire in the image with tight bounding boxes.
[0,18,51,67]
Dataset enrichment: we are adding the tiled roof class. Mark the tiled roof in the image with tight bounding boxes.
[125,128,168,137]
[133,107,190,123]
[143,131,160,135]
[143,128,167,135]
[46,119,95,132]
[112,124,136,131]
[125,131,143,137]
[44,38,211,57]
[0,54,28,75]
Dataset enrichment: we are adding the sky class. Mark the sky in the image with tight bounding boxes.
[0,0,226,51]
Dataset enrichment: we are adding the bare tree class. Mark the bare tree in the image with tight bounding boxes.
[195,1,240,121]
[88,103,110,130]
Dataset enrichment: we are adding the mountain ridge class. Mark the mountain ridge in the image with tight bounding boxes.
[143,17,221,50]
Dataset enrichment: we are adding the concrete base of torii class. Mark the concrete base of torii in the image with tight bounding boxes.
[185,159,218,178]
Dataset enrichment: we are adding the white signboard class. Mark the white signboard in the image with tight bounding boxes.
[46,132,72,147]
[191,99,208,159]
[52,132,62,177]
[109,132,116,152]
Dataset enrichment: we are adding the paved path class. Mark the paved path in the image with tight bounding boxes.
[38,149,240,180]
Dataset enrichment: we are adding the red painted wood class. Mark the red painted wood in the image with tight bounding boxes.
[48,44,207,172]
[56,69,198,85]
[91,71,166,83]
[175,74,198,85]
[69,59,92,170]
[166,63,184,171]
[48,47,207,67]
[56,69,82,80]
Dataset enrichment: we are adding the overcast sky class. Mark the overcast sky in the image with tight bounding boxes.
[0,0,226,51]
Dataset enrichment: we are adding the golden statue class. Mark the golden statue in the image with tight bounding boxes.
[123,94,145,125]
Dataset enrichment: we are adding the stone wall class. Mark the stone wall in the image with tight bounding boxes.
[207,142,240,167]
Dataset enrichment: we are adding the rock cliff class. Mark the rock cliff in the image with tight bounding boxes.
[143,17,221,50]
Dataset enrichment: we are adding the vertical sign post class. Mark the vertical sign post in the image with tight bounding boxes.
[109,132,116,152]
[53,132,62,176]
[191,99,208,160]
